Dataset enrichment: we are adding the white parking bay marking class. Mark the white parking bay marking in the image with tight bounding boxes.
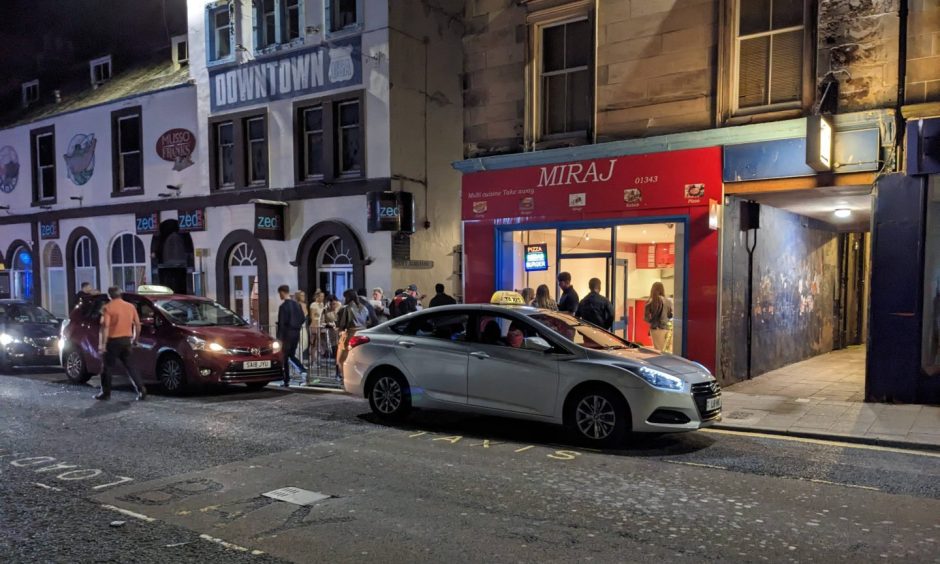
[101,504,156,522]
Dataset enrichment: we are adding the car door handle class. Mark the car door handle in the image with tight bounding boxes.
[470,351,490,359]
[399,340,417,348]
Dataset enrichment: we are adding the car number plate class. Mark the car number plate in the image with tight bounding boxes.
[243,360,271,370]
[706,396,721,411]
[44,347,58,356]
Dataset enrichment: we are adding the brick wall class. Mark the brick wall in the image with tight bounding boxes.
[906,0,940,103]
[596,0,717,140]
[817,0,901,111]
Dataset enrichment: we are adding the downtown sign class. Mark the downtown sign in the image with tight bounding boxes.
[209,37,362,113]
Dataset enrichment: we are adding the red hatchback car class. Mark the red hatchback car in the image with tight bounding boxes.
[60,288,283,393]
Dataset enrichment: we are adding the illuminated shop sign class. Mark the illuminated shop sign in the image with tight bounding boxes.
[524,243,549,272]
[177,208,206,232]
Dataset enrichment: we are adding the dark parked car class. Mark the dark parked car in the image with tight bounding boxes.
[60,288,283,393]
[0,300,62,371]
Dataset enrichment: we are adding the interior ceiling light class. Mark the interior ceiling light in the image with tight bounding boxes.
[834,208,851,218]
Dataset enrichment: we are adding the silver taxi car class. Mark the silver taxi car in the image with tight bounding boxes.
[343,292,721,446]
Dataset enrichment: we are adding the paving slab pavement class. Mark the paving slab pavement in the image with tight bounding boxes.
[717,347,940,450]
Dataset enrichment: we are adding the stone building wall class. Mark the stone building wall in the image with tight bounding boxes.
[906,0,940,104]
[817,0,901,112]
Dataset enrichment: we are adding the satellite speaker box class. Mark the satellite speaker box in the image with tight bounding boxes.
[740,200,760,231]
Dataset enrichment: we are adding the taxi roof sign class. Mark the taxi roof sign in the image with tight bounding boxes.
[136,284,175,295]
[490,291,527,306]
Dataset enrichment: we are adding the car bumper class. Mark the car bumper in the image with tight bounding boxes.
[627,381,722,433]
[3,343,61,367]
[189,354,284,384]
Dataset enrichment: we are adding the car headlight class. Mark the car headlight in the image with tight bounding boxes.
[187,335,229,353]
[616,363,684,391]
[271,340,281,352]
[0,333,16,346]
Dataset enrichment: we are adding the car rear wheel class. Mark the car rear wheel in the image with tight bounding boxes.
[64,349,92,384]
[367,371,411,421]
[567,386,629,448]
[158,354,187,395]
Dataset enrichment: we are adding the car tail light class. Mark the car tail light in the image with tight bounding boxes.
[347,335,371,349]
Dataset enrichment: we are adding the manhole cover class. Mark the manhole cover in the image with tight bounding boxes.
[262,487,331,506]
[726,411,754,420]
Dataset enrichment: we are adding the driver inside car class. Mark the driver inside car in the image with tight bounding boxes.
[506,324,524,348]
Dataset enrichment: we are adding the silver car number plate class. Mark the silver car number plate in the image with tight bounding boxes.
[243,360,271,370]
[706,396,721,411]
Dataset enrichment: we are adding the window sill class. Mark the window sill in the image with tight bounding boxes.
[725,107,804,126]
[325,23,363,39]
[533,132,590,151]
[254,38,305,58]
[31,198,58,207]
[206,56,237,68]
[111,188,144,198]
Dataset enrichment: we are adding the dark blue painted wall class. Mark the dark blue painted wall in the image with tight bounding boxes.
[867,173,940,403]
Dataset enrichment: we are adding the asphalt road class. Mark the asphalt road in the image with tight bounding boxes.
[1,369,939,563]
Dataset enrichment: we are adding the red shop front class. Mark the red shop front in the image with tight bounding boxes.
[460,147,723,372]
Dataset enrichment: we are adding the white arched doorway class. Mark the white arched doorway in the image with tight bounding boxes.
[10,245,33,301]
[229,242,259,326]
[43,242,67,317]
[111,233,147,292]
[316,235,354,297]
[74,235,98,291]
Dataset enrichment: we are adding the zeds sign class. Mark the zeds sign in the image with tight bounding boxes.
[209,37,361,112]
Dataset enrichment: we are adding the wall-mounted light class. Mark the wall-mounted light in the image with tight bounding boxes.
[834,208,851,218]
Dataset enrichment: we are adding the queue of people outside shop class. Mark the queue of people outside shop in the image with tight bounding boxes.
[275,281,460,387]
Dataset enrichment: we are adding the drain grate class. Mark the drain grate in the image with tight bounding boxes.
[726,411,754,420]
[262,487,331,506]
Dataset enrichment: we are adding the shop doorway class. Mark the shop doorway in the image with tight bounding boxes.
[229,242,260,327]
[151,219,194,294]
[10,244,33,301]
[295,221,365,301]
[43,242,67,318]
[499,221,686,354]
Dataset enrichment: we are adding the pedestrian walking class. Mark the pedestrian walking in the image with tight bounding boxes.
[276,285,306,386]
[557,272,579,314]
[95,287,146,401]
[407,284,425,311]
[644,282,674,352]
[74,282,95,306]
[294,290,309,368]
[575,277,615,330]
[389,288,418,318]
[336,289,369,378]
[371,288,389,324]
[428,283,457,308]
[307,290,326,367]
[534,284,558,311]
[357,288,379,327]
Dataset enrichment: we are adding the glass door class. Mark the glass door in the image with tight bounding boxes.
[230,266,258,326]
[46,268,67,318]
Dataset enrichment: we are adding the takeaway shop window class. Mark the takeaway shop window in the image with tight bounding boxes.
[30,125,56,205]
[327,0,361,34]
[208,2,234,63]
[112,106,143,195]
[295,97,363,183]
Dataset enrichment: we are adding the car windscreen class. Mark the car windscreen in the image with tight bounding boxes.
[5,304,58,324]
[530,312,633,351]
[154,299,247,327]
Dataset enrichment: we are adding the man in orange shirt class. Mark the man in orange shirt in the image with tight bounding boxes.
[95,287,146,401]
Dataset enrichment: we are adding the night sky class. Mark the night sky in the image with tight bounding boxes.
[0,0,188,99]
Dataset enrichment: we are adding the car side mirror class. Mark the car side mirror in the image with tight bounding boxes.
[523,336,552,352]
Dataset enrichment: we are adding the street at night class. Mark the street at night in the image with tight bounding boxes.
[2,371,939,563]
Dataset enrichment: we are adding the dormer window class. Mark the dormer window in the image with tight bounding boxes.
[90,55,112,87]
[21,80,39,108]
[172,34,188,67]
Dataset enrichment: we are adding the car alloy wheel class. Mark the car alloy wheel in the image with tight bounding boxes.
[64,350,91,384]
[575,394,617,440]
[160,356,184,392]
[373,376,402,414]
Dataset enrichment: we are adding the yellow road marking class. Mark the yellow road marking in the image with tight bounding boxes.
[665,460,727,470]
[514,445,535,453]
[809,478,879,491]
[702,428,940,458]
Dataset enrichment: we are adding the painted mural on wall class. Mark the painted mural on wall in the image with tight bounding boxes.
[0,145,19,193]
[719,201,839,384]
[63,133,96,185]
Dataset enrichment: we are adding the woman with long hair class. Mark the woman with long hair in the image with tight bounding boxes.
[534,284,558,311]
[644,281,673,351]
[520,287,535,306]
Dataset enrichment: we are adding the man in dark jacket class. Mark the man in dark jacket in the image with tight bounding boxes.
[575,277,614,330]
[428,283,456,308]
[557,272,579,315]
[389,287,418,318]
[276,284,305,386]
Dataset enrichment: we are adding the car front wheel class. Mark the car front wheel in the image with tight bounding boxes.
[158,354,187,395]
[567,387,629,447]
[367,371,411,421]
[64,349,92,384]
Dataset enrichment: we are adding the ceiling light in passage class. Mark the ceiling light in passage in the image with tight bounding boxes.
[834,208,851,218]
